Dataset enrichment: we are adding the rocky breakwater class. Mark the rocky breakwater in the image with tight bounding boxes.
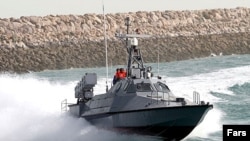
[0,7,250,73]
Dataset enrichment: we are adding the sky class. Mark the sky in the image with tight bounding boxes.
[0,0,250,18]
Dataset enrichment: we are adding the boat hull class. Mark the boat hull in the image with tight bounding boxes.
[83,105,212,140]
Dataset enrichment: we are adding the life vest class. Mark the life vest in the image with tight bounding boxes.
[118,71,126,79]
[115,71,120,78]
[113,70,120,85]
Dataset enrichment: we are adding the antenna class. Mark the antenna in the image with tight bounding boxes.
[125,17,130,48]
[110,59,113,87]
[157,45,159,76]
[102,0,108,92]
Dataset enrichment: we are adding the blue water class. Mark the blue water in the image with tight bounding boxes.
[0,54,250,141]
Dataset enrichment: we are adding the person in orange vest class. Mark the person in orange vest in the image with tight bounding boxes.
[118,68,127,79]
[113,68,120,85]
[113,68,127,85]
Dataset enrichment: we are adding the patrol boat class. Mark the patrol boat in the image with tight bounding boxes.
[67,17,213,140]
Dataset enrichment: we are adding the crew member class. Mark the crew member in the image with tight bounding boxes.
[118,68,127,79]
[113,68,120,85]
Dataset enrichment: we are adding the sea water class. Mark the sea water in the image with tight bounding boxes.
[0,54,250,141]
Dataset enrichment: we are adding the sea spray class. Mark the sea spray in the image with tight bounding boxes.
[0,75,158,141]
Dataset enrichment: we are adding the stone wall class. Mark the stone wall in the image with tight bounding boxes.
[0,7,250,73]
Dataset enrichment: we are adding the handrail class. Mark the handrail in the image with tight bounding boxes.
[156,91,170,105]
[61,99,68,113]
[193,91,200,104]
[147,90,171,106]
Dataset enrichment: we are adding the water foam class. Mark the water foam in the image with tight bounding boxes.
[0,74,75,140]
[0,75,157,141]
[162,65,250,139]
[165,65,250,102]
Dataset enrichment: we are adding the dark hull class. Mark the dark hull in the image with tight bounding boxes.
[115,126,195,141]
[81,105,213,140]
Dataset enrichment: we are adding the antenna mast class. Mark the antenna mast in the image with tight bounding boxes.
[102,0,108,92]
[125,17,130,49]
[157,45,159,76]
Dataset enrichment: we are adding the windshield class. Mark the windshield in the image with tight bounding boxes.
[154,82,170,93]
[136,83,153,92]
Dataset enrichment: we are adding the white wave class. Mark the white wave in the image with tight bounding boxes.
[0,75,158,141]
[184,108,223,140]
[164,65,250,102]
[0,75,74,140]
[161,65,250,139]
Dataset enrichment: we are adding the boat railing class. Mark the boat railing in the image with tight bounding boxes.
[156,91,170,105]
[193,91,200,104]
[147,91,171,105]
[61,99,68,113]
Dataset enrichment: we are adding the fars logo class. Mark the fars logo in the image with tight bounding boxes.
[223,125,250,141]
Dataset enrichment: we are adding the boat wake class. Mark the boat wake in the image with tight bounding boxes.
[164,65,250,140]
[0,75,157,141]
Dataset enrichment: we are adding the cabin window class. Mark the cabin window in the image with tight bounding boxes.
[126,83,136,93]
[136,83,153,92]
[154,82,170,92]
